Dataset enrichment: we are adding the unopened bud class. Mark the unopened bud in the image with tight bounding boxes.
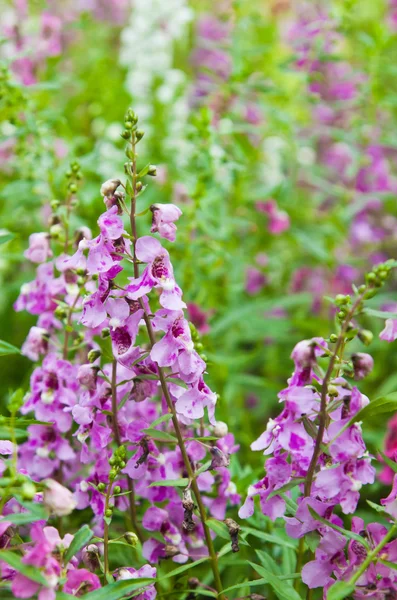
[147,165,157,176]
[351,353,374,380]
[213,421,228,438]
[100,179,121,197]
[21,481,36,500]
[50,224,62,239]
[124,532,138,547]
[87,349,101,363]
[358,329,373,346]
[136,130,144,141]
[54,305,67,320]
[101,327,110,338]
[209,446,230,469]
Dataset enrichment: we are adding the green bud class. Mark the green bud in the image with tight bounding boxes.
[113,486,121,494]
[124,532,138,547]
[147,165,157,176]
[69,183,77,194]
[195,343,204,352]
[358,284,366,294]
[97,482,106,492]
[200,354,208,362]
[136,181,143,192]
[105,508,113,518]
[121,130,131,140]
[21,481,36,500]
[366,272,376,284]
[109,469,117,481]
[101,327,110,338]
[358,329,374,346]
[88,349,101,363]
[136,130,144,141]
[65,170,72,178]
[335,294,346,306]
[54,305,68,320]
[71,163,80,173]
[50,224,63,239]
[337,310,346,321]
[109,457,116,466]
[328,385,338,397]
[125,121,133,130]
[329,334,338,343]
[119,461,126,469]
[50,199,60,210]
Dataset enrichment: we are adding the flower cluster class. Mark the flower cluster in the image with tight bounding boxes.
[2,111,239,598]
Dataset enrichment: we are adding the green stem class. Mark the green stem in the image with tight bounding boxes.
[304,292,366,497]
[110,359,143,543]
[128,131,225,599]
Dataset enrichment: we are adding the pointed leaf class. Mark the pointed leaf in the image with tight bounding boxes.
[0,550,49,586]
[64,524,93,563]
[327,581,355,600]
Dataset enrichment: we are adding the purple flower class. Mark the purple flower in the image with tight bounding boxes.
[150,204,182,242]
[380,319,397,342]
[113,565,156,600]
[24,233,52,263]
[127,237,185,310]
[63,569,101,596]
[351,353,374,380]
[21,327,49,361]
[43,479,77,516]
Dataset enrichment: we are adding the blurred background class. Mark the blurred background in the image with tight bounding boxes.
[1,0,397,520]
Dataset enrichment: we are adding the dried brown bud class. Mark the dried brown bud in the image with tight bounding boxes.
[182,488,196,532]
[225,518,240,553]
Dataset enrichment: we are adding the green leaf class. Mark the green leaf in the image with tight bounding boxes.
[308,507,369,549]
[149,413,173,428]
[241,527,296,549]
[222,578,269,594]
[268,478,305,499]
[363,308,397,319]
[0,340,21,356]
[377,450,397,474]
[149,478,189,488]
[256,549,282,575]
[158,556,209,580]
[248,562,303,600]
[335,393,397,439]
[0,231,15,245]
[83,578,155,600]
[0,550,49,586]
[327,581,355,600]
[142,428,177,442]
[206,518,230,540]
[64,524,93,563]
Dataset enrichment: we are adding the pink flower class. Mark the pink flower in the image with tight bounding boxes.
[351,353,374,380]
[21,327,49,361]
[113,565,157,600]
[43,479,77,516]
[150,204,182,242]
[64,569,101,596]
[380,318,397,342]
[24,233,52,263]
[126,237,186,310]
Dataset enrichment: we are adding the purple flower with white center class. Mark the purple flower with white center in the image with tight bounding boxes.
[150,203,182,242]
[126,237,186,310]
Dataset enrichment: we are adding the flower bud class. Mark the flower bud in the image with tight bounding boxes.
[124,532,138,547]
[87,349,101,363]
[50,224,63,239]
[100,179,121,197]
[358,329,373,346]
[351,353,374,380]
[225,518,240,553]
[77,364,98,390]
[21,481,36,500]
[147,165,157,176]
[43,479,77,516]
[209,446,230,469]
[213,421,228,438]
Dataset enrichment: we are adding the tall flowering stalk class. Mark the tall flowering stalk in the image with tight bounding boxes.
[239,262,397,597]
[1,108,241,599]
